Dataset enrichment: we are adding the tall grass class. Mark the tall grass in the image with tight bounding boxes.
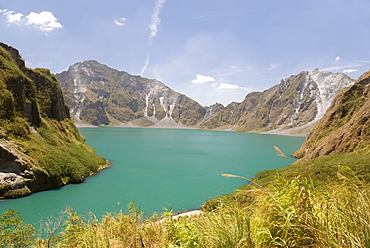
[16,167,367,247]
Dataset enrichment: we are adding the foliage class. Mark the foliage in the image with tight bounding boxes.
[0,98,367,247]
[274,146,287,160]
[0,44,107,198]
[263,148,370,187]
[1,158,369,247]
[0,117,30,139]
[0,155,367,248]
[0,210,35,247]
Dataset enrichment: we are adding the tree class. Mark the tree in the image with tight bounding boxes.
[0,209,35,247]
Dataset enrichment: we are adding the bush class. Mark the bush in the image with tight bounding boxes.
[0,210,35,247]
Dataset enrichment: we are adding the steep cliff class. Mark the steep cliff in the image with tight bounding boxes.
[199,69,354,135]
[0,43,107,198]
[57,61,206,128]
[292,70,370,161]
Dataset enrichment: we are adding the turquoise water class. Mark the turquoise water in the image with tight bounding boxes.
[0,128,304,224]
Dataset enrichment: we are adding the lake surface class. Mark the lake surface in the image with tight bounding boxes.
[0,128,304,224]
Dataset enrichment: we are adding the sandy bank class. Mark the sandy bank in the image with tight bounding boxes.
[261,129,308,137]
[172,210,202,219]
[74,122,97,128]
[75,120,310,137]
[261,121,318,137]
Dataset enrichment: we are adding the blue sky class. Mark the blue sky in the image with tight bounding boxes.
[1,0,370,106]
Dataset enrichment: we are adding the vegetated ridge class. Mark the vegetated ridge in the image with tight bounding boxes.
[246,69,370,187]
[0,43,107,199]
[292,70,370,160]
[57,61,354,136]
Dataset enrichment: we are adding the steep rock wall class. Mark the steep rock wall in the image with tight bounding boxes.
[0,43,107,198]
[57,61,206,128]
[199,69,354,135]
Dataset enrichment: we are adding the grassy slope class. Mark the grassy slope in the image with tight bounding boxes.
[27,148,369,247]
[293,75,370,160]
[22,118,369,247]
[0,45,107,197]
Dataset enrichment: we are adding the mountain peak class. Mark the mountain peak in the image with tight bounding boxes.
[307,69,354,121]
[200,69,355,135]
[57,60,357,136]
[293,70,370,160]
[57,62,207,127]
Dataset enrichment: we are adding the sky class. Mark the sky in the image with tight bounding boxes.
[1,0,370,106]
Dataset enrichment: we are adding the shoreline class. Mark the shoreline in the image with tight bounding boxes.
[76,122,309,138]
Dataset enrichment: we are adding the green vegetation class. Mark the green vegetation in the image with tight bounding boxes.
[0,117,107,193]
[154,100,166,121]
[0,43,107,198]
[172,95,206,126]
[0,148,368,247]
[36,119,107,183]
[0,115,107,193]
[0,210,35,247]
[292,72,370,160]
[205,147,370,209]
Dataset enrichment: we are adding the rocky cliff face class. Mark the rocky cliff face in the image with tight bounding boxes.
[58,63,355,134]
[199,69,354,135]
[292,70,370,161]
[57,61,206,128]
[0,43,106,198]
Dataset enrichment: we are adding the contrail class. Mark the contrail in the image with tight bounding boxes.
[140,55,150,76]
[148,0,166,46]
[141,0,166,76]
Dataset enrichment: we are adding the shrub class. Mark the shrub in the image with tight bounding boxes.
[0,210,35,247]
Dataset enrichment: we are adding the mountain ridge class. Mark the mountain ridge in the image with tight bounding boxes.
[57,60,206,128]
[199,69,354,135]
[57,61,355,136]
[293,70,370,161]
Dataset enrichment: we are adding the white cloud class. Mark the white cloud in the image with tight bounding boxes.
[0,9,23,23]
[343,69,357,73]
[0,9,62,33]
[27,11,63,32]
[323,65,356,72]
[148,0,166,46]
[323,60,370,73]
[335,56,341,62]
[114,17,126,26]
[191,74,215,84]
[217,83,250,90]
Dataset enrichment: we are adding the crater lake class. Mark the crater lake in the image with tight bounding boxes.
[0,128,304,224]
